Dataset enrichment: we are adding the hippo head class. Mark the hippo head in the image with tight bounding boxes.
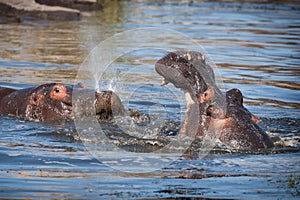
[25,83,124,121]
[155,51,229,138]
[155,51,274,150]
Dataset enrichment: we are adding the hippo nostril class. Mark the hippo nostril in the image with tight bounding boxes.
[206,105,213,116]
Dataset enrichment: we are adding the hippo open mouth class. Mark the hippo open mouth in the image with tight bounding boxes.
[155,51,274,150]
[155,51,227,136]
[60,100,73,115]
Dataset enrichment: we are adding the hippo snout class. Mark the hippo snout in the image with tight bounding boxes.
[72,87,125,120]
[94,91,125,120]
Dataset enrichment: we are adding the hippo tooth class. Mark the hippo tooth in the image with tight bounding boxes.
[160,80,170,86]
[186,53,191,60]
[184,91,195,105]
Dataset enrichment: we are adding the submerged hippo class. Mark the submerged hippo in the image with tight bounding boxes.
[0,83,124,122]
[155,51,274,150]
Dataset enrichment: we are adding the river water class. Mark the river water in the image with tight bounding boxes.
[0,0,299,199]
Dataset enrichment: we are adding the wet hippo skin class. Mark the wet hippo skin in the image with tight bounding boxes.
[0,83,124,122]
[155,51,274,150]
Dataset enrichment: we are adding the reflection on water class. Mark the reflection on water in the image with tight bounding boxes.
[0,0,300,199]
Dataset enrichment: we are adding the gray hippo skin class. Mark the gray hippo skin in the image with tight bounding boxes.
[0,83,124,122]
[155,51,274,151]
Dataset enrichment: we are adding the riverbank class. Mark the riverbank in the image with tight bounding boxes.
[0,0,102,20]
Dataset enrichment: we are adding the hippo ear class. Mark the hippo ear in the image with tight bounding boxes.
[251,114,260,124]
[30,92,44,105]
[75,82,86,88]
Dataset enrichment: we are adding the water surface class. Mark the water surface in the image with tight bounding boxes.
[0,0,299,199]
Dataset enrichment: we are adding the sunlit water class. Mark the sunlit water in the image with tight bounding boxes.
[0,0,299,199]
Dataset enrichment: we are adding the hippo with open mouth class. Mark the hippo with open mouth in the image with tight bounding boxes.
[155,51,274,150]
[0,83,125,122]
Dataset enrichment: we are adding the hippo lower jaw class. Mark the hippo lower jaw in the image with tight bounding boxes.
[179,88,226,136]
[178,91,199,137]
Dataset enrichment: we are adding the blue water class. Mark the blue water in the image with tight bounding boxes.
[0,0,300,199]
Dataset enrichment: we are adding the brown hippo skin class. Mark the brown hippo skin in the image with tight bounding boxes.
[155,51,274,151]
[0,83,125,122]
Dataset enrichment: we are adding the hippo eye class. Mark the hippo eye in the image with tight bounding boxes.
[54,87,60,93]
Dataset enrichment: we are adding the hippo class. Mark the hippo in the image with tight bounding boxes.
[155,51,274,151]
[0,83,125,122]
